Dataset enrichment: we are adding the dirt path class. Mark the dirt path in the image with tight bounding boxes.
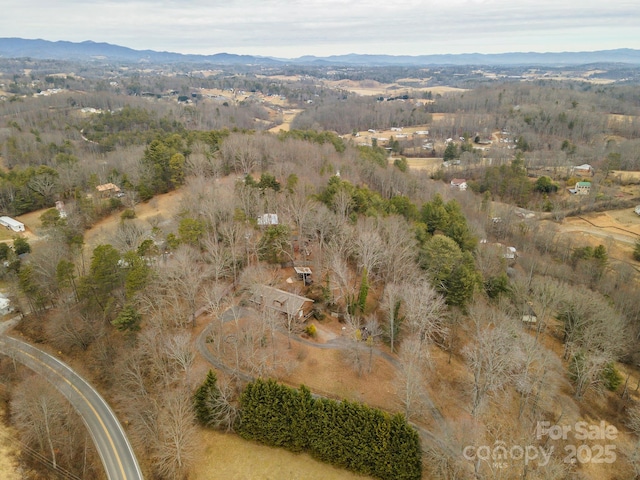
[268,108,302,133]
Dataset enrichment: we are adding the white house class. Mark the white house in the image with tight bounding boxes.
[450,178,468,191]
[257,213,279,226]
[0,293,14,316]
[635,205,640,216]
[0,216,25,232]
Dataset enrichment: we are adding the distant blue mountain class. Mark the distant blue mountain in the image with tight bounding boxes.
[1,38,639,66]
[0,38,280,65]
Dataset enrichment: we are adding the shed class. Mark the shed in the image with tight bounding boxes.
[251,285,313,319]
[0,216,25,232]
[522,304,538,324]
[293,266,313,285]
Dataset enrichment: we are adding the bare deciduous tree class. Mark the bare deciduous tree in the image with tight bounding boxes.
[152,389,197,480]
[165,332,195,382]
[380,282,404,353]
[11,376,95,477]
[464,301,524,417]
[378,215,421,285]
[111,220,149,253]
[396,335,429,420]
[401,279,448,348]
[161,245,208,327]
[342,312,366,377]
[352,218,385,278]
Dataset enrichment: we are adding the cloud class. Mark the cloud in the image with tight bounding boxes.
[1,0,639,57]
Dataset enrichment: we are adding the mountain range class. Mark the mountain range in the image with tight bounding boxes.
[1,37,640,67]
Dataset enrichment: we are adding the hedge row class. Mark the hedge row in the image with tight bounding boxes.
[236,379,422,480]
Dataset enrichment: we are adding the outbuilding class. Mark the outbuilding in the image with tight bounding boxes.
[0,216,25,232]
[294,266,313,285]
[522,304,538,324]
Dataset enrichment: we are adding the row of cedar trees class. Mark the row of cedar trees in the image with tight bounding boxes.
[194,373,422,480]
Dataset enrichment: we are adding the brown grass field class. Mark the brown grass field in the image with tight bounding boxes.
[321,79,466,97]
[191,429,372,480]
[0,407,20,480]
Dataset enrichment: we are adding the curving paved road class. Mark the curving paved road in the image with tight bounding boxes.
[0,330,143,480]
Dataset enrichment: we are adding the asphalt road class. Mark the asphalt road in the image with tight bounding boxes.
[0,333,143,480]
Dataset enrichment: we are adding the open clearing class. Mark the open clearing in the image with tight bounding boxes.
[192,429,372,480]
[322,79,466,97]
[268,108,302,133]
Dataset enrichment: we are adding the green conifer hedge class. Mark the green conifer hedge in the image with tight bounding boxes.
[236,379,422,480]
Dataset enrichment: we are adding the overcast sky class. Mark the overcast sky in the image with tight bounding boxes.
[2,1,639,58]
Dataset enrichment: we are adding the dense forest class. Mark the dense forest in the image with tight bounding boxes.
[1,59,640,480]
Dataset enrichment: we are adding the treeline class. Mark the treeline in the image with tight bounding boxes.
[430,82,640,165]
[80,105,185,151]
[315,176,481,307]
[194,376,422,480]
[291,96,433,134]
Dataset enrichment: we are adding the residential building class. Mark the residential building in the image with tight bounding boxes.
[450,178,468,191]
[0,216,25,232]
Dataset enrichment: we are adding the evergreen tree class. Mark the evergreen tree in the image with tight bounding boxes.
[111,304,141,332]
[193,370,221,426]
[13,236,31,255]
[237,379,422,480]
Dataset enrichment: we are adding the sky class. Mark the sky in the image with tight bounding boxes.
[2,0,639,58]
